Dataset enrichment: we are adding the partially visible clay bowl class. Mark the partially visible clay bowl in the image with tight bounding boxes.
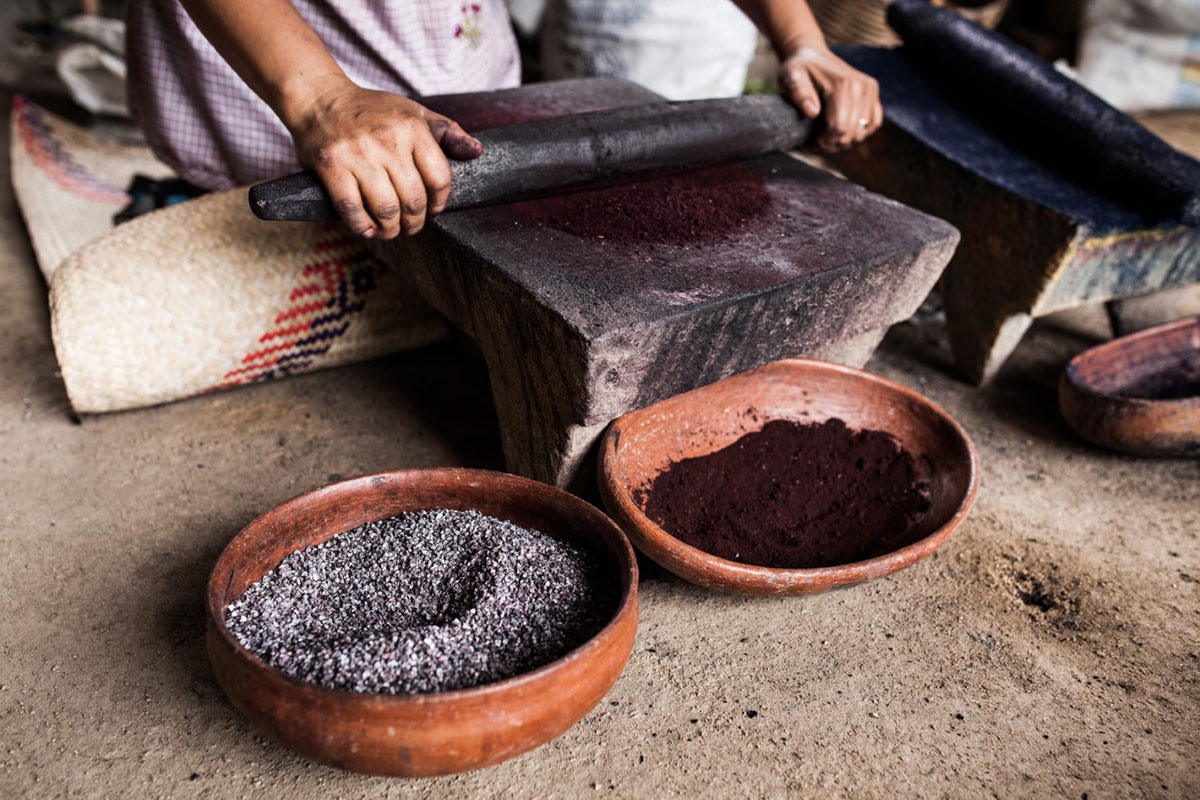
[1059,315,1200,457]
[599,359,979,595]
[207,468,638,777]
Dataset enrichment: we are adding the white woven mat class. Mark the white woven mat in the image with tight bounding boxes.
[10,96,172,280]
[11,97,450,413]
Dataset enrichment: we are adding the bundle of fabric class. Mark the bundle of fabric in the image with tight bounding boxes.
[539,0,760,99]
[1077,0,1200,112]
[10,97,449,414]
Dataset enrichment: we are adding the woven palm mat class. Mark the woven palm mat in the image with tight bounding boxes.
[10,97,450,413]
[10,95,172,280]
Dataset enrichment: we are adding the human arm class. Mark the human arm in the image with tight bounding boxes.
[178,0,482,238]
[731,0,882,151]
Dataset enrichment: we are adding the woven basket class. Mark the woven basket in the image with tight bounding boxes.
[10,97,450,414]
[809,0,1010,48]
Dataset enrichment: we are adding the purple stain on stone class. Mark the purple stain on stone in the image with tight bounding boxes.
[509,164,771,246]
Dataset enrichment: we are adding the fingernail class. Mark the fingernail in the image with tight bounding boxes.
[362,228,375,239]
[803,100,820,117]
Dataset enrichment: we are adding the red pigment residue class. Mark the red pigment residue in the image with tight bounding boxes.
[636,418,933,569]
[428,85,653,133]
[449,107,544,133]
[510,164,770,245]
[432,97,615,133]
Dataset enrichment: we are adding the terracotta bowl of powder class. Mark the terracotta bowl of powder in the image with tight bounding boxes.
[599,359,978,595]
[206,468,638,776]
[1059,316,1200,457]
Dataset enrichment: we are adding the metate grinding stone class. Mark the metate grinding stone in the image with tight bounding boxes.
[373,78,960,488]
[832,48,1200,385]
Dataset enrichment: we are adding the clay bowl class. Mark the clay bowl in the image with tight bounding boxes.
[1059,316,1200,457]
[599,359,978,595]
[206,468,638,777]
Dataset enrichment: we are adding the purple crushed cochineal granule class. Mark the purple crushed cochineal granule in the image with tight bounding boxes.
[225,509,616,695]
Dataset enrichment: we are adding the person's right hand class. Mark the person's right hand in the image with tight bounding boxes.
[285,77,483,239]
[778,45,882,153]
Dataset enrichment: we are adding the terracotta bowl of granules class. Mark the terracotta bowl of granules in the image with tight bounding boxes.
[1059,316,1200,457]
[206,468,638,777]
[599,359,978,595]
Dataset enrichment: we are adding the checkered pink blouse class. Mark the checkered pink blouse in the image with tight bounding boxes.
[126,0,521,190]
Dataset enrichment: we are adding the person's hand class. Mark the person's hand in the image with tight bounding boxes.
[285,77,482,239]
[778,46,882,153]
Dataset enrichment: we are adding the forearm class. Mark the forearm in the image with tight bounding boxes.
[178,0,347,129]
[180,0,481,239]
[731,0,827,57]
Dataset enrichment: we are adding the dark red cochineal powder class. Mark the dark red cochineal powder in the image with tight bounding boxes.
[637,419,933,569]
[511,164,770,246]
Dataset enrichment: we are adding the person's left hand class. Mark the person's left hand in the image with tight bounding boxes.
[778,46,882,152]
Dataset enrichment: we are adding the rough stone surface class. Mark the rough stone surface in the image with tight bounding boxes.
[3,118,1198,797]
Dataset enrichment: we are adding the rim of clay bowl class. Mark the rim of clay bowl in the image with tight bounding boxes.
[599,359,980,594]
[207,467,639,704]
[1063,315,1200,410]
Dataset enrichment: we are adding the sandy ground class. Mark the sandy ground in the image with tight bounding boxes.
[2,148,1198,799]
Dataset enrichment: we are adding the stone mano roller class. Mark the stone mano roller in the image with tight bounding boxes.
[887,0,1200,227]
[249,95,814,221]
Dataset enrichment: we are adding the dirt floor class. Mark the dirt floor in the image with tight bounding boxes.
[2,162,1198,799]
